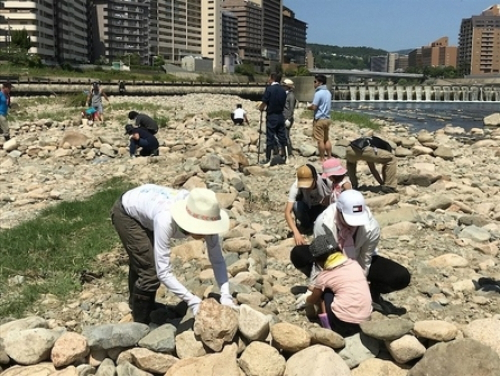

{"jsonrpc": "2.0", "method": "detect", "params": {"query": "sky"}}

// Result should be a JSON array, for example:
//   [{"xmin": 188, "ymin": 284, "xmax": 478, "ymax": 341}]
[{"xmin": 283, "ymin": 0, "xmax": 497, "ymax": 51}]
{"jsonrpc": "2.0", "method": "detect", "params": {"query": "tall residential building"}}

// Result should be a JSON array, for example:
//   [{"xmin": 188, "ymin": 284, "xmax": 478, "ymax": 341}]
[
  {"xmin": 251, "ymin": 0, "xmax": 282, "ymax": 65},
  {"xmin": 370, "ymin": 55, "xmax": 388, "ymax": 72},
  {"xmin": 221, "ymin": 10, "xmax": 239, "ymax": 61},
  {"xmin": 201, "ymin": 0, "xmax": 222, "ymax": 72},
  {"xmin": 408, "ymin": 48, "xmax": 422, "ymax": 67},
  {"xmin": 421, "ymin": 37, "xmax": 457, "ymax": 68},
  {"xmin": 396, "ymin": 55, "xmax": 409, "ymax": 72},
  {"xmin": 149, "ymin": 0, "xmax": 202, "ymax": 65},
  {"xmin": 0, "ymin": 0, "xmax": 88, "ymax": 63},
  {"xmin": 458, "ymin": 5, "xmax": 500, "ymax": 76},
  {"xmin": 282, "ymin": 6, "xmax": 307, "ymax": 65},
  {"xmin": 387, "ymin": 53, "xmax": 398, "ymax": 73},
  {"xmin": 222, "ymin": 0, "xmax": 263, "ymax": 68},
  {"xmin": 89, "ymin": 0, "xmax": 150, "ymax": 64}
]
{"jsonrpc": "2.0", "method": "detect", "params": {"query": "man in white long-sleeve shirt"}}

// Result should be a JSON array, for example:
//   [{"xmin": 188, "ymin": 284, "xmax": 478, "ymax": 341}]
[{"xmin": 110, "ymin": 184, "xmax": 236, "ymax": 323}]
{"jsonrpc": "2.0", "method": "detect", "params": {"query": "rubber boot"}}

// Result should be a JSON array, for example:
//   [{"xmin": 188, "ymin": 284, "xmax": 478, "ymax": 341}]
[
  {"xmin": 131, "ymin": 286, "xmax": 156, "ymax": 324},
  {"xmin": 260, "ymin": 146, "xmax": 272, "ymax": 165},
  {"xmin": 318, "ymin": 313, "xmax": 332, "ymax": 329}
]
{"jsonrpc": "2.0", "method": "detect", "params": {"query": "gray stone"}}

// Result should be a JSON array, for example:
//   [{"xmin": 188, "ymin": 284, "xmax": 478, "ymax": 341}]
[
  {"xmin": 360, "ymin": 319, "xmax": 413, "ymax": 341},
  {"xmin": 408, "ymin": 339, "xmax": 500, "ymax": 376},
  {"xmin": 138, "ymin": 324, "xmax": 176, "ymax": 354},
  {"xmin": 82, "ymin": 323, "xmax": 150, "ymax": 350}
]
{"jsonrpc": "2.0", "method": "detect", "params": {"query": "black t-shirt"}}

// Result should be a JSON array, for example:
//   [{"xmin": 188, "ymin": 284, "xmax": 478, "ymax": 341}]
[
  {"xmin": 131, "ymin": 128, "xmax": 159, "ymax": 148},
  {"xmin": 135, "ymin": 114, "xmax": 158, "ymax": 134},
  {"xmin": 262, "ymin": 84, "xmax": 287, "ymax": 115}
]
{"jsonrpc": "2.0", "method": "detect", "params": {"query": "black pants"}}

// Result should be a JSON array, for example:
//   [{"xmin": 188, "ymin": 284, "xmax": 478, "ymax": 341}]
[
  {"xmin": 232, "ymin": 118, "xmax": 244, "ymax": 125},
  {"xmin": 323, "ymin": 289, "xmax": 361, "ymax": 337},
  {"xmin": 290, "ymin": 246, "xmax": 411, "ymax": 297},
  {"xmin": 265, "ymin": 113, "xmax": 287, "ymax": 149}
]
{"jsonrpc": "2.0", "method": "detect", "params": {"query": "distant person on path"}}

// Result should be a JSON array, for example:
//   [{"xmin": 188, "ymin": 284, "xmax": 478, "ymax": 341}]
[
  {"xmin": 345, "ymin": 135, "xmax": 398, "ymax": 194},
  {"xmin": 0, "ymin": 82, "xmax": 12, "ymax": 141},
  {"xmin": 110, "ymin": 184, "xmax": 237, "ymax": 323},
  {"xmin": 291, "ymin": 190, "xmax": 410, "ymax": 316},
  {"xmin": 258, "ymin": 72, "xmax": 287, "ymax": 165},
  {"xmin": 285, "ymin": 164, "xmax": 332, "ymax": 245},
  {"xmin": 297, "ymin": 227, "xmax": 372, "ymax": 337},
  {"xmin": 87, "ymin": 82, "xmax": 110, "ymax": 123},
  {"xmin": 282, "ymin": 78, "xmax": 296, "ymax": 158},
  {"xmin": 119, "ymin": 80, "xmax": 126, "ymax": 94},
  {"xmin": 128, "ymin": 111, "xmax": 159, "ymax": 135},
  {"xmin": 307, "ymin": 74, "xmax": 332, "ymax": 162},
  {"xmin": 125, "ymin": 124, "xmax": 160, "ymax": 157},
  {"xmin": 321, "ymin": 158, "xmax": 352, "ymax": 204},
  {"xmin": 231, "ymin": 104, "xmax": 249, "ymax": 125}
]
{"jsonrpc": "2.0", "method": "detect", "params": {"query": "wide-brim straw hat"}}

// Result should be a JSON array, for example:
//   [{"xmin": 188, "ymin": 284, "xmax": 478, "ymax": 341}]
[{"xmin": 171, "ymin": 188, "xmax": 229, "ymax": 235}]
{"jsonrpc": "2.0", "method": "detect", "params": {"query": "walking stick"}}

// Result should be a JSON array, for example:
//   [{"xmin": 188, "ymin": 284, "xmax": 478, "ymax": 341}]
[{"xmin": 257, "ymin": 110, "xmax": 264, "ymax": 164}]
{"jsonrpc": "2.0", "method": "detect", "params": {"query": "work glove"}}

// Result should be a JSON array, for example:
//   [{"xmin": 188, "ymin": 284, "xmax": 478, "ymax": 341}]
[
  {"xmin": 285, "ymin": 119, "xmax": 291, "ymax": 128},
  {"xmin": 187, "ymin": 295, "xmax": 202, "ymax": 316},
  {"xmin": 295, "ymin": 290, "xmax": 312, "ymax": 311},
  {"xmin": 220, "ymin": 293, "xmax": 239, "ymax": 310}
]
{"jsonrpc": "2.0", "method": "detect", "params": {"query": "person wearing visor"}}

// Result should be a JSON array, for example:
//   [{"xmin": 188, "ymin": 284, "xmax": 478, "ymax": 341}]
[
  {"xmin": 285, "ymin": 164, "xmax": 331, "ymax": 245},
  {"xmin": 110, "ymin": 185, "xmax": 237, "ymax": 323},
  {"xmin": 292, "ymin": 190, "xmax": 410, "ymax": 316}
]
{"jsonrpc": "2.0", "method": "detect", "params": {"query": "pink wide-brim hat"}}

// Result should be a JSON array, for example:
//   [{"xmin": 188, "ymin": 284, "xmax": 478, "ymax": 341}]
[{"xmin": 321, "ymin": 158, "xmax": 347, "ymax": 178}]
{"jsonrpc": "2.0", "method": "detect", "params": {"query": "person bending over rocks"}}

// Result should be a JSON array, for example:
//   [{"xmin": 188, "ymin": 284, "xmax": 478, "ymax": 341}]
[
  {"xmin": 285, "ymin": 164, "xmax": 332, "ymax": 245},
  {"xmin": 128, "ymin": 111, "xmax": 159, "ymax": 135},
  {"xmin": 297, "ymin": 227, "xmax": 372, "ymax": 337},
  {"xmin": 125, "ymin": 124, "xmax": 159, "ymax": 157},
  {"xmin": 345, "ymin": 135, "xmax": 398, "ymax": 194},
  {"xmin": 231, "ymin": 104, "xmax": 249, "ymax": 125},
  {"xmin": 110, "ymin": 185, "xmax": 237, "ymax": 323},
  {"xmin": 291, "ymin": 190, "xmax": 410, "ymax": 316}
]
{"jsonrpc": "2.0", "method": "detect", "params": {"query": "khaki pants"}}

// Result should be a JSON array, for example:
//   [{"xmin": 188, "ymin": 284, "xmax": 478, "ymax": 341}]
[
  {"xmin": 0, "ymin": 115, "xmax": 9, "ymax": 137},
  {"xmin": 110, "ymin": 198, "xmax": 159, "ymax": 294},
  {"xmin": 345, "ymin": 146, "xmax": 397, "ymax": 188},
  {"xmin": 313, "ymin": 118, "xmax": 331, "ymax": 142}
]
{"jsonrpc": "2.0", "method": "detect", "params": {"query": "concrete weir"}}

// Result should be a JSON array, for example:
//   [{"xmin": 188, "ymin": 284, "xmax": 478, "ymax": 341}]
[
  {"xmin": 333, "ymin": 84, "xmax": 500, "ymax": 102},
  {"xmin": 10, "ymin": 80, "xmax": 266, "ymax": 98}
]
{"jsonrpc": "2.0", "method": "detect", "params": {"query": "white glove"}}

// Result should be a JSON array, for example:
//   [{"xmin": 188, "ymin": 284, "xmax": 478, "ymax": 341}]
[
  {"xmin": 220, "ymin": 282, "xmax": 239, "ymax": 310},
  {"xmin": 295, "ymin": 290, "xmax": 312, "ymax": 310},
  {"xmin": 187, "ymin": 295, "xmax": 202, "ymax": 315},
  {"xmin": 285, "ymin": 119, "xmax": 291, "ymax": 128}
]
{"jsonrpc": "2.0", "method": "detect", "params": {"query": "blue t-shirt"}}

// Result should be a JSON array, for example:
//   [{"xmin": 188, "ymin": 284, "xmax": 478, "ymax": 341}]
[
  {"xmin": 312, "ymin": 85, "xmax": 332, "ymax": 120},
  {"xmin": 0, "ymin": 92, "xmax": 9, "ymax": 116}
]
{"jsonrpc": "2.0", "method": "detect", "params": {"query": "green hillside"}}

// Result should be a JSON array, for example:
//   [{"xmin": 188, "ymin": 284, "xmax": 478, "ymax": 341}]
[{"xmin": 308, "ymin": 43, "xmax": 389, "ymax": 70}]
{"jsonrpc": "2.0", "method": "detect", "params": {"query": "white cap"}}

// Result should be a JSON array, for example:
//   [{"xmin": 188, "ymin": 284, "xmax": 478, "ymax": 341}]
[{"xmin": 336, "ymin": 190, "xmax": 369, "ymax": 226}]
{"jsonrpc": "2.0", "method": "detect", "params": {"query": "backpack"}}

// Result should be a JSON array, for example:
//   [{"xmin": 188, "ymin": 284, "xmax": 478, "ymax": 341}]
[{"xmin": 350, "ymin": 136, "xmax": 393, "ymax": 152}]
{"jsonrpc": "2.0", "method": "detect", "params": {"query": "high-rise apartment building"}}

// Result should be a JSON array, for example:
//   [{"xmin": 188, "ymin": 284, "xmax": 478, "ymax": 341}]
[
  {"xmin": 408, "ymin": 37, "xmax": 457, "ymax": 69},
  {"xmin": 222, "ymin": 10, "xmax": 238, "ymax": 61},
  {"xmin": 89, "ymin": 0, "xmax": 150, "ymax": 64},
  {"xmin": 0, "ymin": 0, "xmax": 88, "ymax": 63},
  {"xmin": 282, "ymin": 6, "xmax": 307, "ymax": 65},
  {"xmin": 202, "ymin": 0, "xmax": 222, "ymax": 72},
  {"xmin": 222, "ymin": 0, "xmax": 263, "ymax": 68},
  {"xmin": 458, "ymin": 5, "xmax": 500, "ymax": 76},
  {"xmin": 149, "ymin": 0, "xmax": 202, "ymax": 65},
  {"xmin": 370, "ymin": 55, "xmax": 388, "ymax": 72},
  {"xmin": 250, "ymin": 0, "xmax": 282, "ymax": 64}
]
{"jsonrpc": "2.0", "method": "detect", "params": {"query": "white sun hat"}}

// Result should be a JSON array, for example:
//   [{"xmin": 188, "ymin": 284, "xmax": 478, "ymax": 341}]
[{"xmin": 171, "ymin": 188, "xmax": 229, "ymax": 235}]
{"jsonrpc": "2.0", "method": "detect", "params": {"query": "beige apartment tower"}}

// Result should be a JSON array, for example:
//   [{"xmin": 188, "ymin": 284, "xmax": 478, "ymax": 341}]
[
  {"xmin": 458, "ymin": 5, "xmax": 500, "ymax": 75},
  {"xmin": 222, "ymin": 0, "xmax": 263, "ymax": 68},
  {"xmin": 201, "ymin": 0, "xmax": 223, "ymax": 72},
  {"xmin": 0, "ymin": 0, "xmax": 88, "ymax": 63}
]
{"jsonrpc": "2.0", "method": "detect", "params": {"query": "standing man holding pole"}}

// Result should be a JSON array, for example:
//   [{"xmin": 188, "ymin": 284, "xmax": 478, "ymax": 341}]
[{"xmin": 258, "ymin": 72, "xmax": 287, "ymax": 165}]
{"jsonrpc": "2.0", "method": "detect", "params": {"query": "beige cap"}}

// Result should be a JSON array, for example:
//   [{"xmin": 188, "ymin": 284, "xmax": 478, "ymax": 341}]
[{"xmin": 297, "ymin": 165, "xmax": 314, "ymax": 188}]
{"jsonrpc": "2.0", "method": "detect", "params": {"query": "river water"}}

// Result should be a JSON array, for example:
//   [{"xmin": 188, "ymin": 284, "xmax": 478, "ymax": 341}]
[{"xmin": 331, "ymin": 101, "xmax": 499, "ymax": 133}]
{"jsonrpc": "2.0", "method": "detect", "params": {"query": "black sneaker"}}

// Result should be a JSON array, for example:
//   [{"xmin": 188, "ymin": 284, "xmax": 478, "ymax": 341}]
[
  {"xmin": 380, "ymin": 186, "xmax": 398, "ymax": 194},
  {"xmin": 372, "ymin": 297, "xmax": 407, "ymax": 316},
  {"xmin": 259, "ymin": 159, "xmax": 270, "ymax": 165},
  {"xmin": 4, "ymin": 135, "xmax": 10, "ymax": 141},
  {"xmin": 152, "ymin": 148, "xmax": 159, "ymax": 156}
]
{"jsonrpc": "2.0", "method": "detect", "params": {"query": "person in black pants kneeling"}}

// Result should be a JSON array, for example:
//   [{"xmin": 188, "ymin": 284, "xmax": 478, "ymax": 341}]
[{"xmin": 125, "ymin": 124, "xmax": 159, "ymax": 157}]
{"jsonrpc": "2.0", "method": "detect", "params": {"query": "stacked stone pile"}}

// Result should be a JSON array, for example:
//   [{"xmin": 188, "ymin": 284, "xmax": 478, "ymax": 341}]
[{"xmin": 1, "ymin": 94, "xmax": 500, "ymax": 375}]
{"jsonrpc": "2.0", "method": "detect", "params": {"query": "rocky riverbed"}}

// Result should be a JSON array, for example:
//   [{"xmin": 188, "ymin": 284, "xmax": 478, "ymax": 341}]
[{"xmin": 0, "ymin": 93, "xmax": 500, "ymax": 375}]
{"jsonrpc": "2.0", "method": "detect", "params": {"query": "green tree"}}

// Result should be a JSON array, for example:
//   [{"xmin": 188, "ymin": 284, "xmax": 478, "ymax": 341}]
[{"xmin": 10, "ymin": 29, "xmax": 31, "ymax": 52}]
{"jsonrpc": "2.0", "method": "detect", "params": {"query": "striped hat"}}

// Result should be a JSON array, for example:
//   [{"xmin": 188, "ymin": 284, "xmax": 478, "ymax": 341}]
[{"xmin": 321, "ymin": 158, "xmax": 347, "ymax": 178}]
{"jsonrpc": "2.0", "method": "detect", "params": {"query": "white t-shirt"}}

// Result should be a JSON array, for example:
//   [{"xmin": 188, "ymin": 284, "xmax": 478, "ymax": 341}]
[
  {"xmin": 233, "ymin": 108, "xmax": 246, "ymax": 119},
  {"xmin": 121, "ymin": 184, "xmax": 228, "ymax": 302}
]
